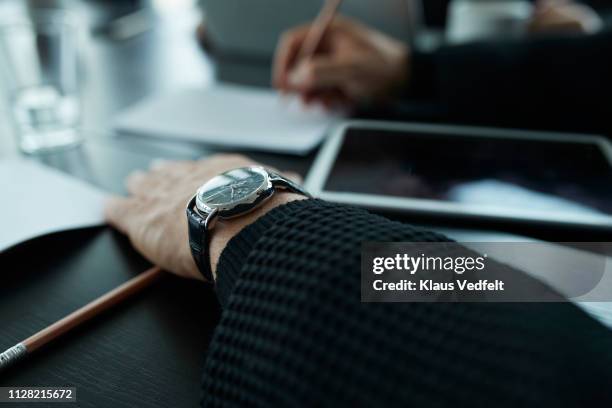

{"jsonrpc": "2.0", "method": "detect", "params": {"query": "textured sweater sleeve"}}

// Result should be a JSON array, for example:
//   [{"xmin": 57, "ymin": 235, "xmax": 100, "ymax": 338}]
[{"xmin": 203, "ymin": 199, "xmax": 612, "ymax": 407}]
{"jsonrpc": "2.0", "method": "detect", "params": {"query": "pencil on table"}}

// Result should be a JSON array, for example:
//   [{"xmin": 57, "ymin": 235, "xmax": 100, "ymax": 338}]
[{"xmin": 0, "ymin": 266, "xmax": 164, "ymax": 372}]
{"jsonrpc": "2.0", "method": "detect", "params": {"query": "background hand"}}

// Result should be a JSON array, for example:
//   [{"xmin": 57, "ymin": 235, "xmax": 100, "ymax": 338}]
[
  {"xmin": 530, "ymin": 0, "xmax": 602, "ymax": 34},
  {"xmin": 273, "ymin": 17, "xmax": 409, "ymax": 108},
  {"xmin": 104, "ymin": 154, "xmax": 304, "ymax": 282}
]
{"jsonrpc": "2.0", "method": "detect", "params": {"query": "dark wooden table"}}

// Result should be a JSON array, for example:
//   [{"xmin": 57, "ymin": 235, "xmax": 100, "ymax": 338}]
[
  {"xmin": 0, "ymin": 3, "xmax": 309, "ymax": 407},
  {"xmin": 1, "ymin": 2, "xmax": 611, "ymax": 407}
]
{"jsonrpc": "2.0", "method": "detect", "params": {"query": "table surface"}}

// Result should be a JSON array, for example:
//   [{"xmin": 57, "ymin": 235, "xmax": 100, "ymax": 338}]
[
  {"xmin": 0, "ymin": 3, "xmax": 283, "ymax": 407},
  {"xmin": 0, "ymin": 2, "xmax": 610, "ymax": 407}
]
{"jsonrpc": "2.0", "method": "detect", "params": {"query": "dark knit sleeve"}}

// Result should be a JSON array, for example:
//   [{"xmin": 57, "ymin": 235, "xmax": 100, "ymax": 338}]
[
  {"xmin": 214, "ymin": 199, "xmax": 323, "ymax": 308},
  {"xmin": 203, "ymin": 200, "xmax": 612, "ymax": 407}
]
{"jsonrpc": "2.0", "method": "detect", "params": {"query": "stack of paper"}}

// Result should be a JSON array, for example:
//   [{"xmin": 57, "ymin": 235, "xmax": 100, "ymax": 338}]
[{"xmin": 114, "ymin": 84, "xmax": 342, "ymax": 155}]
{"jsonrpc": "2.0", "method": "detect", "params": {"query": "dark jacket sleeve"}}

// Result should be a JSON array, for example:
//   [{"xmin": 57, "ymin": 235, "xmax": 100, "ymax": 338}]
[
  {"xmin": 407, "ymin": 29, "xmax": 612, "ymax": 135},
  {"xmin": 201, "ymin": 199, "xmax": 612, "ymax": 407}
]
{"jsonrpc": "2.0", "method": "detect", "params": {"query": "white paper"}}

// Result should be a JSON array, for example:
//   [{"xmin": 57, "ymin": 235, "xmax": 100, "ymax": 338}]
[
  {"xmin": 0, "ymin": 158, "xmax": 107, "ymax": 252},
  {"xmin": 113, "ymin": 84, "xmax": 342, "ymax": 155}
]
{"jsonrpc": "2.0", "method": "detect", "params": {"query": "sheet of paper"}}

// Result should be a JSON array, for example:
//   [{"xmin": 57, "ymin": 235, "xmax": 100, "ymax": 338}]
[
  {"xmin": 113, "ymin": 84, "xmax": 342, "ymax": 155},
  {"xmin": 0, "ymin": 158, "xmax": 107, "ymax": 252}
]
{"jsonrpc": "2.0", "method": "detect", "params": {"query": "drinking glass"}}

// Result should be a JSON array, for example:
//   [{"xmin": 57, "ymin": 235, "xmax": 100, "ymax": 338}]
[{"xmin": 0, "ymin": 10, "xmax": 82, "ymax": 154}]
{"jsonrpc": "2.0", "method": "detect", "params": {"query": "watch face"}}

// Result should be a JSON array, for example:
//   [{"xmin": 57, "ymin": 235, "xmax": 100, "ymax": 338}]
[{"xmin": 196, "ymin": 167, "xmax": 268, "ymax": 211}]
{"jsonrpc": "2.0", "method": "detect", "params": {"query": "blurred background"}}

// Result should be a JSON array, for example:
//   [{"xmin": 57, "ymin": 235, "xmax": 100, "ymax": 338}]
[
  {"xmin": 0, "ymin": 0, "xmax": 455, "ymax": 182},
  {"xmin": 0, "ymin": 0, "xmax": 610, "ymax": 158}
]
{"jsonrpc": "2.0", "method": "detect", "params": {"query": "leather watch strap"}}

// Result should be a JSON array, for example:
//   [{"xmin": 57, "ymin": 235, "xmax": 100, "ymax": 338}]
[
  {"xmin": 186, "ymin": 198, "xmax": 214, "ymax": 282},
  {"xmin": 269, "ymin": 171, "xmax": 312, "ymax": 198}
]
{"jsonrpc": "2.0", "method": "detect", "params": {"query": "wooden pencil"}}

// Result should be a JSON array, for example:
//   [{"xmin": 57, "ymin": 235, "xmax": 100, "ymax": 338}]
[
  {"xmin": 0, "ymin": 266, "xmax": 164, "ymax": 371},
  {"xmin": 297, "ymin": 0, "xmax": 344, "ymax": 61}
]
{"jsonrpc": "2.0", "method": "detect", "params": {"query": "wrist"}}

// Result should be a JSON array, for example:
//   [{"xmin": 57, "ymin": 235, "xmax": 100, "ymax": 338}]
[{"xmin": 209, "ymin": 193, "xmax": 307, "ymax": 280}]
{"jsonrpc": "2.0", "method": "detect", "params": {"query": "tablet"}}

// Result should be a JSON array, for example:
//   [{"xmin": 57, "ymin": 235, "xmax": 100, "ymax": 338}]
[{"xmin": 305, "ymin": 121, "xmax": 612, "ymax": 229}]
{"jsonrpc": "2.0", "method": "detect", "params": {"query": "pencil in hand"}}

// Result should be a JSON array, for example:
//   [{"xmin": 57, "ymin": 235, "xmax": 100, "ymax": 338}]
[{"xmin": 297, "ymin": 0, "xmax": 344, "ymax": 61}]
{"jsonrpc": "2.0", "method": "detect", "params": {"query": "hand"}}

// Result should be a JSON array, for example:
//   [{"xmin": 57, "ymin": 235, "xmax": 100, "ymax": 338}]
[
  {"xmin": 104, "ymin": 154, "xmax": 305, "ymax": 282},
  {"xmin": 530, "ymin": 0, "xmax": 603, "ymax": 34},
  {"xmin": 273, "ymin": 16, "xmax": 410, "ymax": 108}
]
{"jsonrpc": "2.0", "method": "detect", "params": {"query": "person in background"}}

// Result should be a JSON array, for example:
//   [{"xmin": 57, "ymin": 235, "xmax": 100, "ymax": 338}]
[{"xmin": 273, "ymin": 0, "xmax": 612, "ymax": 135}]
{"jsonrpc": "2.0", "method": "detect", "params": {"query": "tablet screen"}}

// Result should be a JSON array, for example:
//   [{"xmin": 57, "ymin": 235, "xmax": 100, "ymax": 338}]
[{"xmin": 324, "ymin": 128, "xmax": 612, "ymax": 217}]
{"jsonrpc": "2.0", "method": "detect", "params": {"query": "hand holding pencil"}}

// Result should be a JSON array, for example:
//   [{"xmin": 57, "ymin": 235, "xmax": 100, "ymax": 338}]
[{"xmin": 272, "ymin": 1, "xmax": 410, "ymax": 108}]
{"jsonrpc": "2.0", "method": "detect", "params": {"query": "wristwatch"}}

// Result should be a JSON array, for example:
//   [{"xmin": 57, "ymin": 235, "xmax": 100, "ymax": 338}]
[{"xmin": 186, "ymin": 166, "xmax": 310, "ymax": 282}]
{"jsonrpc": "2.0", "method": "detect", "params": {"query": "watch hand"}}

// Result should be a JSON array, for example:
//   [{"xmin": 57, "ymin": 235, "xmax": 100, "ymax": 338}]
[
  {"xmin": 203, "ymin": 190, "xmax": 227, "ymax": 201},
  {"xmin": 231, "ymin": 181, "xmax": 249, "ymax": 189}
]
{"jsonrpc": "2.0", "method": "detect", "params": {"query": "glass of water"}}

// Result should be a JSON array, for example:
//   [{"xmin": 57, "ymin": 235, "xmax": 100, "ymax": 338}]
[{"xmin": 0, "ymin": 10, "xmax": 82, "ymax": 154}]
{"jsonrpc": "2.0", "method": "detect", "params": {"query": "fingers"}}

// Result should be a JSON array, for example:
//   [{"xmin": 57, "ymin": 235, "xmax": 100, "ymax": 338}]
[
  {"xmin": 125, "ymin": 161, "xmax": 196, "ymax": 197},
  {"xmin": 273, "ymin": 25, "xmax": 311, "ymax": 90},
  {"xmin": 288, "ymin": 57, "xmax": 352, "ymax": 94},
  {"xmin": 121, "ymin": 154, "xmax": 299, "ymax": 205},
  {"xmin": 300, "ymin": 87, "xmax": 351, "ymax": 109},
  {"xmin": 272, "ymin": 18, "xmax": 358, "ymax": 90},
  {"xmin": 125, "ymin": 154, "xmax": 255, "ymax": 198}
]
